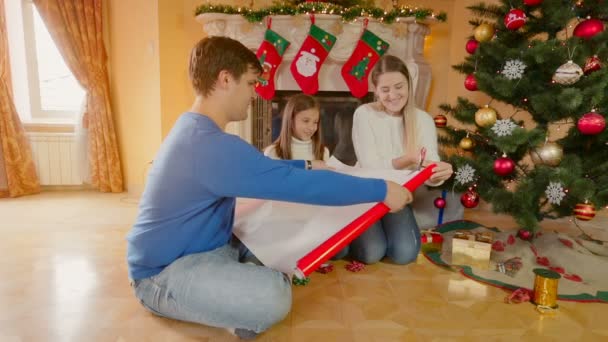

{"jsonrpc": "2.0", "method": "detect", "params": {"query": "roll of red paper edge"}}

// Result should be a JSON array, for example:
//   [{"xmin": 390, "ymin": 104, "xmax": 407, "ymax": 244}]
[{"xmin": 294, "ymin": 164, "xmax": 436, "ymax": 279}]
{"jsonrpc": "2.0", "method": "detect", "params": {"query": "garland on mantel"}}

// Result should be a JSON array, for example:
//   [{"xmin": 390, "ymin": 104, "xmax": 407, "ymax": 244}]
[{"xmin": 194, "ymin": 2, "xmax": 447, "ymax": 24}]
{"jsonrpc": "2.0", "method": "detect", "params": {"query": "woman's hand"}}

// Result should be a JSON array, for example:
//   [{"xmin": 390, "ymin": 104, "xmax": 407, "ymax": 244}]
[
  {"xmin": 422, "ymin": 160, "xmax": 453, "ymax": 183},
  {"xmin": 311, "ymin": 160, "xmax": 335, "ymax": 170},
  {"xmin": 392, "ymin": 154, "xmax": 419, "ymax": 170}
]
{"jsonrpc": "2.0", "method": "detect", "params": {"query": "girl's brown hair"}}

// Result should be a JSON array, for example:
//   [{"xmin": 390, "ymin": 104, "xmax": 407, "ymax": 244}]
[
  {"xmin": 370, "ymin": 55, "xmax": 419, "ymax": 158},
  {"xmin": 273, "ymin": 94, "xmax": 325, "ymax": 160}
]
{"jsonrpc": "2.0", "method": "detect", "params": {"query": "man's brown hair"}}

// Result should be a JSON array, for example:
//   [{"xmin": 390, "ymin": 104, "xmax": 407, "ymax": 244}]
[{"xmin": 189, "ymin": 36, "xmax": 262, "ymax": 96}]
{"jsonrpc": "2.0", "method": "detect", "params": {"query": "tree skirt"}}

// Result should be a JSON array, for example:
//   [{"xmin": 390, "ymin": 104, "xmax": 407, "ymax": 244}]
[{"xmin": 424, "ymin": 220, "xmax": 608, "ymax": 303}]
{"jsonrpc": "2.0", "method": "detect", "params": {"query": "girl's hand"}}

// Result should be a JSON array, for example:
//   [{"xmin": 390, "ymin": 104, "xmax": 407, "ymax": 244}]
[
  {"xmin": 422, "ymin": 160, "xmax": 453, "ymax": 183},
  {"xmin": 311, "ymin": 160, "xmax": 335, "ymax": 170}
]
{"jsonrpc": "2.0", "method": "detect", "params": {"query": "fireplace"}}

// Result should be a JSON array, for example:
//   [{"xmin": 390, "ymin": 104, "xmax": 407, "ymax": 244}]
[
  {"xmin": 197, "ymin": 13, "xmax": 436, "ymax": 149},
  {"xmin": 251, "ymin": 91, "xmax": 373, "ymax": 164}
]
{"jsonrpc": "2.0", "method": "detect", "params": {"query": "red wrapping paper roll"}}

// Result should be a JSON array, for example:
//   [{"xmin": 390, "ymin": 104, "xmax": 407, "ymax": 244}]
[{"xmin": 294, "ymin": 164, "xmax": 437, "ymax": 278}]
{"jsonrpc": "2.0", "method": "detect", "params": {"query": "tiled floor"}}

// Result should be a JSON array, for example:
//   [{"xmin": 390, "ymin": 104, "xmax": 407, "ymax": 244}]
[{"xmin": 1, "ymin": 191, "xmax": 607, "ymax": 341}]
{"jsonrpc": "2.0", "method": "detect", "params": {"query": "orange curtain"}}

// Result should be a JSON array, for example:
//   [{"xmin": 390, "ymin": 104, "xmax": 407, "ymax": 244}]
[
  {"xmin": 34, "ymin": 0, "xmax": 123, "ymax": 192},
  {"xmin": 0, "ymin": 0, "xmax": 40, "ymax": 198}
]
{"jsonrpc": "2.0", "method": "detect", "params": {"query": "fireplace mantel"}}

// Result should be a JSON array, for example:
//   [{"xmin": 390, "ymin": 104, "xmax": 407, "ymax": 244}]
[{"xmin": 195, "ymin": 13, "xmax": 437, "ymax": 144}]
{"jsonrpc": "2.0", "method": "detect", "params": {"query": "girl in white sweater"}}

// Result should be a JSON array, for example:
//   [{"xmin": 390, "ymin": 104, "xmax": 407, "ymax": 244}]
[
  {"xmin": 264, "ymin": 94, "xmax": 330, "ymax": 163},
  {"xmin": 347, "ymin": 55, "xmax": 453, "ymax": 265}
]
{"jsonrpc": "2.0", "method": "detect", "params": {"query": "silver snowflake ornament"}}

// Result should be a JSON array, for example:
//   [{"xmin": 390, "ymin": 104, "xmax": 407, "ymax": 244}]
[
  {"xmin": 491, "ymin": 119, "xmax": 518, "ymax": 137},
  {"xmin": 545, "ymin": 182, "xmax": 566, "ymax": 205},
  {"xmin": 455, "ymin": 164, "xmax": 476, "ymax": 185},
  {"xmin": 502, "ymin": 59, "xmax": 526, "ymax": 80}
]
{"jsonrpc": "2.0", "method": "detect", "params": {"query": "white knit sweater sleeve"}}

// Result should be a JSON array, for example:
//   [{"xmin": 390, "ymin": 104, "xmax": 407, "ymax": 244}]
[
  {"xmin": 263, "ymin": 144, "xmax": 279, "ymax": 159},
  {"xmin": 416, "ymin": 109, "xmax": 441, "ymax": 162},
  {"xmin": 351, "ymin": 105, "xmax": 395, "ymax": 169}
]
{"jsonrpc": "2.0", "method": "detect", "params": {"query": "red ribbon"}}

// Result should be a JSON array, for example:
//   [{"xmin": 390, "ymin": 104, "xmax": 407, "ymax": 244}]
[{"xmin": 295, "ymin": 165, "xmax": 436, "ymax": 278}]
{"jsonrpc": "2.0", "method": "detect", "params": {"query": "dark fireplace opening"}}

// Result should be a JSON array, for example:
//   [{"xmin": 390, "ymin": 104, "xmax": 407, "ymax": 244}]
[{"xmin": 252, "ymin": 91, "xmax": 374, "ymax": 166}]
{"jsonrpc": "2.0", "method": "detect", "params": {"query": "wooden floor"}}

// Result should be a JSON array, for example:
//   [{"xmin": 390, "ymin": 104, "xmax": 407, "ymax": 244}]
[{"xmin": 1, "ymin": 191, "xmax": 607, "ymax": 341}]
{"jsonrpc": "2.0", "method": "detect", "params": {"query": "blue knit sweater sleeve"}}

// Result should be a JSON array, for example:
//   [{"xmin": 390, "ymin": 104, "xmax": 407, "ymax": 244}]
[{"xmin": 196, "ymin": 132, "xmax": 387, "ymax": 205}]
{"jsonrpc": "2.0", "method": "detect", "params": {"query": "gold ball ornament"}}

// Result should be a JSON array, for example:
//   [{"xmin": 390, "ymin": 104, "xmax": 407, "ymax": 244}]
[
  {"xmin": 574, "ymin": 202, "xmax": 596, "ymax": 221},
  {"xmin": 530, "ymin": 142, "xmax": 563, "ymax": 166},
  {"xmin": 553, "ymin": 60, "xmax": 584, "ymax": 85},
  {"xmin": 474, "ymin": 23, "xmax": 495, "ymax": 42},
  {"xmin": 475, "ymin": 105, "xmax": 498, "ymax": 127},
  {"xmin": 459, "ymin": 136, "xmax": 475, "ymax": 150}
]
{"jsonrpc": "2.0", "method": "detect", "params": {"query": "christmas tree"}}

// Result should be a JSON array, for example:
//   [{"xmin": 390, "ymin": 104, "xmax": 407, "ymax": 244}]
[{"xmin": 437, "ymin": 0, "xmax": 607, "ymax": 235}]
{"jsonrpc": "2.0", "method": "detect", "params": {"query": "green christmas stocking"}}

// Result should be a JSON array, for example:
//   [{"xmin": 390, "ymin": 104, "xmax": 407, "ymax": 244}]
[
  {"xmin": 290, "ymin": 22, "xmax": 336, "ymax": 95},
  {"xmin": 341, "ymin": 29, "xmax": 390, "ymax": 98},
  {"xmin": 255, "ymin": 28, "xmax": 290, "ymax": 100}
]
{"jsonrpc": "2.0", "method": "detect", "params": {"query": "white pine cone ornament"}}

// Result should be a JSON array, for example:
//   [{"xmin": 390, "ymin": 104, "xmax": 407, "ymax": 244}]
[{"xmin": 552, "ymin": 60, "xmax": 583, "ymax": 85}]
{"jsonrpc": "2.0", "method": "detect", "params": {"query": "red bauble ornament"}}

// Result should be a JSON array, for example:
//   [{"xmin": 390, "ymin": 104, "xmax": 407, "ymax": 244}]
[
  {"xmin": 434, "ymin": 114, "xmax": 447, "ymax": 128},
  {"xmin": 465, "ymin": 39, "xmax": 479, "ymax": 54},
  {"xmin": 573, "ymin": 18, "xmax": 605, "ymax": 39},
  {"xmin": 517, "ymin": 229, "xmax": 532, "ymax": 241},
  {"xmin": 464, "ymin": 74, "xmax": 478, "ymax": 91},
  {"xmin": 504, "ymin": 9, "xmax": 527, "ymax": 30},
  {"xmin": 524, "ymin": 0, "xmax": 542, "ymax": 5},
  {"xmin": 574, "ymin": 202, "xmax": 596, "ymax": 221},
  {"xmin": 460, "ymin": 188, "xmax": 480, "ymax": 208},
  {"xmin": 434, "ymin": 197, "xmax": 447, "ymax": 209},
  {"xmin": 494, "ymin": 154, "xmax": 515, "ymax": 177},
  {"xmin": 583, "ymin": 55, "xmax": 602, "ymax": 74},
  {"xmin": 577, "ymin": 110, "xmax": 606, "ymax": 135}
]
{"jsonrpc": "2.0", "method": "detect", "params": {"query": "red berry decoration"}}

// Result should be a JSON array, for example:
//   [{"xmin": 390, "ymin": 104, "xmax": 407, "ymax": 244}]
[
  {"xmin": 523, "ymin": 0, "xmax": 543, "ymax": 5},
  {"xmin": 494, "ymin": 154, "xmax": 515, "ymax": 177},
  {"xmin": 464, "ymin": 74, "xmax": 478, "ymax": 91},
  {"xmin": 517, "ymin": 229, "xmax": 532, "ymax": 241},
  {"xmin": 465, "ymin": 39, "xmax": 479, "ymax": 54},
  {"xmin": 583, "ymin": 55, "xmax": 601, "ymax": 74},
  {"xmin": 504, "ymin": 9, "xmax": 527, "ymax": 30},
  {"xmin": 574, "ymin": 202, "xmax": 596, "ymax": 221},
  {"xmin": 577, "ymin": 110, "xmax": 606, "ymax": 135},
  {"xmin": 434, "ymin": 197, "xmax": 446, "ymax": 209},
  {"xmin": 460, "ymin": 188, "xmax": 480, "ymax": 208},
  {"xmin": 573, "ymin": 18, "xmax": 605, "ymax": 39},
  {"xmin": 434, "ymin": 114, "xmax": 447, "ymax": 128}
]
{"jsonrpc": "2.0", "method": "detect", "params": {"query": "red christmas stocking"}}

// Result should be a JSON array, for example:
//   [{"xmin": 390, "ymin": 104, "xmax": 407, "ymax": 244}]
[
  {"xmin": 341, "ymin": 28, "xmax": 390, "ymax": 98},
  {"xmin": 255, "ymin": 28, "xmax": 290, "ymax": 100},
  {"xmin": 290, "ymin": 21, "xmax": 336, "ymax": 95}
]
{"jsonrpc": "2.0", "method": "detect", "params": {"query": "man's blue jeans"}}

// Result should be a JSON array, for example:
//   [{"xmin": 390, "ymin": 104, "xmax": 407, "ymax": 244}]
[{"xmin": 131, "ymin": 241, "xmax": 291, "ymax": 334}]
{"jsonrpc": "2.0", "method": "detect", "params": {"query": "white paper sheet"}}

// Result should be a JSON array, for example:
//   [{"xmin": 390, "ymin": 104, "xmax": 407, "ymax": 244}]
[{"xmin": 233, "ymin": 157, "xmax": 416, "ymax": 275}]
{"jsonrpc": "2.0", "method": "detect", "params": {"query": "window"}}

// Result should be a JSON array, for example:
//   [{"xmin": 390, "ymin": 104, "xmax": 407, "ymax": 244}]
[{"xmin": 6, "ymin": 0, "xmax": 85, "ymax": 123}]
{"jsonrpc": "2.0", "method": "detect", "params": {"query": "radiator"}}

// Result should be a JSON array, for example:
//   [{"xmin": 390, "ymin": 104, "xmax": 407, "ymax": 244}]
[{"xmin": 27, "ymin": 132, "xmax": 83, "ymax": 186}]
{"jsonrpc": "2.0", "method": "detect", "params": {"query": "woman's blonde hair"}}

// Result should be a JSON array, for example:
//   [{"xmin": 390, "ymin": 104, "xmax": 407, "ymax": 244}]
[
  {"xmin": 273, "ymin": 94, "xmax": 325, "ymax": 160},
  {"xmin": 370, "ymin": 55, "xmax": 418, "ymax": 157}
]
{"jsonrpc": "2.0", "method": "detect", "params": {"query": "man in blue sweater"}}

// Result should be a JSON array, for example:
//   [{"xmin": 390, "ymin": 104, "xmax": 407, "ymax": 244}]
[{"xmin": 126, "ymin": 36, "xmax": 413, "ymax": 339}]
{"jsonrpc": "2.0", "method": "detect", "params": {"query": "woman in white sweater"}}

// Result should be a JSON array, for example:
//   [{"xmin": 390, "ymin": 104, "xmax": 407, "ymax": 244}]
[
  {"xmin": 264, "ymin": 94, "xmax": 330, "ymax": 163},
  {"xmin": 347, "ymin": 55, "xmax": 453, "ymax": 265}
]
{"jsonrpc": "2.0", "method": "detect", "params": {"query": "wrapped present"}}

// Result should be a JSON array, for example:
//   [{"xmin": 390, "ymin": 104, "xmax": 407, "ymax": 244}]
[
  {"xmin": 451, "ymin": 230, "xmax": 493, "ymax": 269},
  {"xmin": 420, "ymin": 230, "xmax": 444, "ymax": 254}
]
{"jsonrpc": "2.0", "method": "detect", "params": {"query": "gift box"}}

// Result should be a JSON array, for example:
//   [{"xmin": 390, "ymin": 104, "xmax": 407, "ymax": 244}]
[
  {"xmin": 420, "ymin": 231, "xmax": 444, "ymax": 254},
  {"xmin": 451, "ymin": 230, "xmax": 493, "ymax": 269}
]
